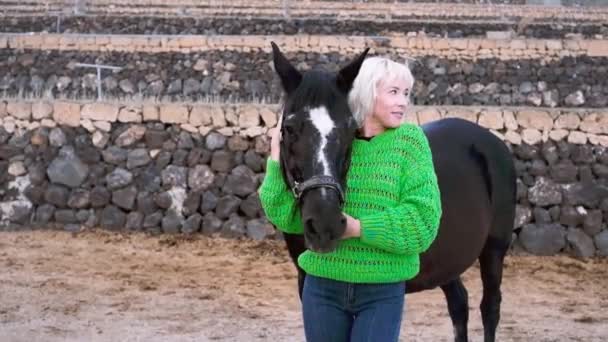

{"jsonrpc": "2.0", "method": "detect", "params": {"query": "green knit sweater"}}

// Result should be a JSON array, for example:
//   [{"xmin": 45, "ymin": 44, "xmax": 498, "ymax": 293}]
[{"xmin": 258, "ymin": 123, "xmax": 442, "ymax": 284}]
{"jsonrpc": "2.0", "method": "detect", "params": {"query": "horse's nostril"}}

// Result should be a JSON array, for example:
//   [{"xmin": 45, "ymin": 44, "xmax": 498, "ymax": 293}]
[
  {"xmin": 305, "ymin": 218, "xmax": 318, "ymax": 236},
  {"xmin": 340, "ymin": 216, "xmax": 346, "ymax": 226}
]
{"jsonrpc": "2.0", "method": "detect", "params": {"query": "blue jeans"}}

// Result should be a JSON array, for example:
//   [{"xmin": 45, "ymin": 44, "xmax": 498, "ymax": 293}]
[{"xmin": 302, "ymin": 274, "xmax": 406, "ymax": 342}]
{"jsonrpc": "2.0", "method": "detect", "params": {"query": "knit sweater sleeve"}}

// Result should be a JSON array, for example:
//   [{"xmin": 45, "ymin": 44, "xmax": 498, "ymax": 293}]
[
  {"xmin": 258, "ymin": 158, "xmax": 304, "ymax": 234},
  {"xmin": 358, "ymin": 126, "xmax": 442, "ymax": 255}
]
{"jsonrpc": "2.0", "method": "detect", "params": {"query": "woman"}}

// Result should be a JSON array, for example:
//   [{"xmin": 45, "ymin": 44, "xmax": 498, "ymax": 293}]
[{"xmin": 258, "ymin": 56, "xmax": 442, "ymax": 342}]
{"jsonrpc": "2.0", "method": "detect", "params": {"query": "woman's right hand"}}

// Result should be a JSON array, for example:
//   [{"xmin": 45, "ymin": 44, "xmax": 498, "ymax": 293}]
[{"xmin": 270, "ymin": 114, "xmax": 283, "ymax": 161}]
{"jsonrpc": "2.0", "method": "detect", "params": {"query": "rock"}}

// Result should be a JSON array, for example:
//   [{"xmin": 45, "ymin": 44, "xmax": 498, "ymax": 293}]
[
  {"xmin": 115, "ymin": 125, "xmax": 146, "ymax": 147},
  {"xmin": 100, "ymin": 205, "xmax": 126, "ymax": 230},
  {"xmin": 92, "ymin": 131, "xmax": 110, "ymax": 148},
  {"xmin": 8, "ymin": 161, "xmax": 26, "ymax": 176},
  {"xmin": 6, "ymin": 101, "xmax": 31, "ymax": 120},
  {"xmin": 550, "ymin": 162, "xmax": 578, "ymax": 183},
  {"xmin": 32, "ymin": 101, "xmax": 53, "ymax": 120},
  {"xmin": 216, "ymin": 195, "xmax": 241, "ymax": 219},
  {"xmin": 563, "ymin": 182, "xmax": 608, "ymax": 207},
  {"xmin": 81, "ymin": 103, "xmax": 119, "ymax": 122},
  {"xmin": 211, "ymin": 150, "xmax": 234, "ymax": 172},
  {"xmin": 244, "ymin": 150, "xmax": 264, "ymax": 172},
  {"xmin": 34, "ymin": 204, "xmax": 55, "ymax": 224},
  {"xmin": 205, "ymin": 132, "xmax": 227, "ymax": 150},
  {"xmin": 154, "ymin": 192, "xmax": 173, "ymax": 209},
  {"xmin": 137, "ymin": 192, "xmax": 158, "ymax": 215},
  {"xmin": 238, "ymin": 107, "xmax": 260, "ymax": 128},
  {"xmin": 241, "ymin": 193, "xmax": 262, "ymax": 219},
  {"xmin": 135, "ymin": 166, "xmax": 161, "ymax": 193},
  {"xmin": 519, "ymin": 223, "xmax": 567, "ymax": 255},
  {"xmin": 161, "ymin": 211, "xmax": 182, "ymax": 234},
  {"xmin": 200, "ymin": 191, "xmax": 218, "ymax": 213},
  {"xmin": 46, "ymin": 147, "xmax": 89, "ymax": 188},
  {"xmin": 542, "ymin": 90, "xmax": 559, "ymax": 107},
  {"xmin": 514, "ymin": 205, "xmax": 532, "ymax": 228},
  {"xmin": 145, "ymin": 130, "xmax": 169, "ymax": 148},
  {"xmin": 167, "ymin": 79, "xmax": 182, "ymax": 95},
  {"xmin": 105, "ymin": 168, "xmax": 133, "ymax": 190},
  {"xmin": 4, "ymin": 203, "xmax": 32, "ymax": 225},
  {"xmin": 566, "ymin": 228, "xmax": 596, "ymax": 258},
  {"xmin": 183, "ymin": 78, "xmax": 201, "ymax": 96},
  {"xmin": 44, "ymin": 184, "xmax": 69, "ymax": 207},
  {"xmin": 189, "ymin": 105, "xmax": 213, "ymax": 127},
  {"xmin": 142, "ymin": 104, "xmax": 159, "ymax": 122},
  {"xmin": 246, "ymin": 218, "xmax": 275, "ymax": 240},
  {"xmin": 119, "ymin": 79, "xmax": 135, "ymax": 93},
  {"xmin": 177, "ymin": 132, "xmax": 194, "ymax": 150},
  {"xmin": 143, "ymin": 212, "xmax": 163, "ymax": 229},
  {"xmin": 90, "ymin": 186, "xmax": 111, "ymax": 207},
  {"xmin": 126, "ymin": 149, "xmax": 151, "ymax": 169},
  {"xmin": 201, "ymin": 212, "xmax": 223, "ymax": 235},
  {"xmin": 221, "ymin": 214, "xmax": 246, "ymax": 238},
  {"xmin": 24, "ymin": 186, "xmax": 45, "ymax": 205},
  {"xmin": 528, "ymin": 177, "xmax": 562, "ymax": 207},
  {"xmin": 182, "ymin": 214, "xmax": 202, "ymax": 234},
  {"xmin": 594, "ymin": 230, "xmax": 608, "ymax": 257},
  {"xmin": 28, "ymin": 163, "xmax": 46, "ymax": 185},
  {"xmin": 118, "ymin": 106, "xmax": 142, "ymax": 123},
  {"xmin": 75, "ymin": 209, "xmax": 92, "ymax": 224},
  {"xmin": 529, "ymin": 160, "xmax": 547, "ymax": 177},
  {"xmin": 565, "ymin": 90, "xmax": 585, "ymax": 106},
  {"xmin": 67, "ymin": 189, "xmax": 90, "ymax": 209},
  {"xmin": 172, "ymin": 149, "xmax": 188, "ymax": 166},
  {"xmin": 49, "ymin": 127, "xmax": 67, "ymax": 147},
  {"xmin": 125, "ymin": 212, "xmax": 144, "ymax": 231},
  {"xmin": 161, "ymin": 165, "xmax": 188, "ymax": 187},
  {"xmin": 54, "ymin": 209, "xmax": 78, "ymax": 224},
  {"xmin": 112, "ymin": 186, "xmax": 137, "ymax": 210},
  {"xmin": 560, "ymin": 206, "xmax": 585, "ymax": 227},
  {"xmin": 102, "ymin": 146, "xmax": 128, "ymax": 164},
  {"xmin": 160, "ymin": 104, "xmax": 189, "ymax": 124},
  {"xmin": 30, "ymin": 128, "xmax": 49, "ymax": 146},
  {"xmin": 533, "ymin": 207, "xmax": 552, "ymax": 224},
  {"xmin": 188, "ymin": 165, "xmax": 215, "ymax": 192},
  {"xmin": 583, "ymin": 209, "xmax": 603, "ymax": 236},
  {"xmin": 222, "ymin": 166, "xmax": 257, "ymax": 198}
]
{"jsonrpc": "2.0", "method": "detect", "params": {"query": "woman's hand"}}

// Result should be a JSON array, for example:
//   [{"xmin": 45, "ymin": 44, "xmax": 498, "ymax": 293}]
[
  {"xmin": 270, "ymin": 114, "xmax": 282, "ymax": 161},
  {"xmin": 342, "ymin": 212, "xmax": 361, "ymax": 239}
]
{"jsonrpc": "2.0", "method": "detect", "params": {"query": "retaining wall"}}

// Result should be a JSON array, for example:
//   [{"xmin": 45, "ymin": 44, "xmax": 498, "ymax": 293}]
[{"xmin": 1, "ymin": 99, "xmax": 607, "ymax": 257}]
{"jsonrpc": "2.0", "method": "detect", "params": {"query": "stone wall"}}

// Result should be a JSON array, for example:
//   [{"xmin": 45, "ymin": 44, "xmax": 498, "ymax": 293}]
[
  {"xmin": 3, "ymin": 33, "xmax": 608, "ymax": 60},
  {"xmin": 1, "ymin": 99, "xmax": 607, "ymax": 257},
  {"xmin": 3, "ymin": 0, "xmax": 607, "ymax": 21},
  {"xmin": 4, "ymin": 16, "xmax": 606, "ymax": 39},
  {"xmin": 2, "ymin": 49, "xmax": 607, "ymax": 107}
]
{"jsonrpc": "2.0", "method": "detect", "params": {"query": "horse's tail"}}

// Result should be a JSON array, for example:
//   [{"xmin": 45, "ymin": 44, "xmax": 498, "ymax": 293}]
[{"xmin": 471, "ymin": 130, "xmax": 517, "ymax": 248}]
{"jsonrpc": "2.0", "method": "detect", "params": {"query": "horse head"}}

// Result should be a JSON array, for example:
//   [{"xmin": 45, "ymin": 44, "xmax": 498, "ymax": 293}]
[{"xmin": 270, "ymin": 42, "xmax": 369, "ymax": 253}]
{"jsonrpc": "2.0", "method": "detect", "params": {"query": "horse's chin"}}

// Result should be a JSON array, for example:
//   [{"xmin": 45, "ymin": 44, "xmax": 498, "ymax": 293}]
[{"xmin": 305, "ymin": 239, "xmax": 339, "ymax": 254}]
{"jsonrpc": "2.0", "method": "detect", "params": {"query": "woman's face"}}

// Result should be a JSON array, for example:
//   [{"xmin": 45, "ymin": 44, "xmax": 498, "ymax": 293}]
[{"xmin": 370, "ymin": 76, "xmax": 410, "ymax": 130}]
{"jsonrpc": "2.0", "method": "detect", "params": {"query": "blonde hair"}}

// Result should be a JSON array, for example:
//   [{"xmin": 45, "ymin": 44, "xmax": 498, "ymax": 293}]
[{"xmin": 347, "ymin": 56, "xmax": 415, "ymax": 128}]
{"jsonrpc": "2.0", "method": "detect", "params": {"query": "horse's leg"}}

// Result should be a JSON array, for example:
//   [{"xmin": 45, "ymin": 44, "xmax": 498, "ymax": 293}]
[
  {"xmin": 440, "ymin": 277, "xmax": 469, "ymax": 342},
  {"xmin": 478, "ymin": 237, "xmax": 509, "ymax": 342},
  {"xmin": 282, "ymin": 232, "xmax": 307, "ymax": 300}
]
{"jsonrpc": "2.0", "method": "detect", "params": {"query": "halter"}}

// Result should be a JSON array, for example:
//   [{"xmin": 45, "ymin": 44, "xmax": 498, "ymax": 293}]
[{"xmin": 279, "ymin": 128, "xmax": 346, "ymax": 207}]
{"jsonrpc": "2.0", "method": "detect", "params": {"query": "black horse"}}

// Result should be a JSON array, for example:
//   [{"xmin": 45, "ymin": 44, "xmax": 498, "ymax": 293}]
[{"xmin": 269, "ymin": 42, "xmax": 517, "ymax": 342}]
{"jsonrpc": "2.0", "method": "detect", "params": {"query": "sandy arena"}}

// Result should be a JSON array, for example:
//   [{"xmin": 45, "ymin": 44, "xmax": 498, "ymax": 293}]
[{"xmin": 0, "ymin": 230, "xmax": 607, "ymax": 342}]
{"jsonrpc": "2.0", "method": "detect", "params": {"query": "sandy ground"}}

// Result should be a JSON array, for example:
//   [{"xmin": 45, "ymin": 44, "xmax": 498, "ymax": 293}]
[{"xmin": 0, "ymin": 229, "xmax": 607, "ymax": 342}]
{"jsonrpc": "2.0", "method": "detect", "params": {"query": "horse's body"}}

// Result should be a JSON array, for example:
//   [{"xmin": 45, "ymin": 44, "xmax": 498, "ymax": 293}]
[{"xmin": 269, "ymin": 42, "xmax": 517, "ymax": 342}]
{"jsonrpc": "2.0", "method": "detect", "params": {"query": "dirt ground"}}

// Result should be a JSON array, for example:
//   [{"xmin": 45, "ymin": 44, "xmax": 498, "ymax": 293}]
[{"xmin": 0, "ymin": 230, "xmax": 607, "ymax": 342}]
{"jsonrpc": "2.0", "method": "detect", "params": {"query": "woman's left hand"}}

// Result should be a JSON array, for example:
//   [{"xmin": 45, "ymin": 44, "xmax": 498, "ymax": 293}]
[{"xmin": 341, "ymin": 213, "xmax": 361, "ymax": 239}]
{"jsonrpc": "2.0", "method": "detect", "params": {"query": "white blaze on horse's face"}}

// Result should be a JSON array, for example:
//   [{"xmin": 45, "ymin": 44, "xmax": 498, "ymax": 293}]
[{"xmin": 307, "ymin": 106, "xmax": 336, "ymax": 183}]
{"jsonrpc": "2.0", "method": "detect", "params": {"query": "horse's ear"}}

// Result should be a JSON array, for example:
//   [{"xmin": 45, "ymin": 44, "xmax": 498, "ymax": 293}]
[
  {"xmin": 271, "ymin": 41, "xmax": 302, "ymax": 95},
  {"xmin": 336, "ymin": 47, "xmax": 370, "ymax": 95}
]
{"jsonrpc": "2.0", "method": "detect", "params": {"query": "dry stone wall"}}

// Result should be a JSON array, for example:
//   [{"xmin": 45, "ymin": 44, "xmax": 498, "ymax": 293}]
[
  {"xmin": 1, "ymin": 99, "xmax": 608, "ymax": 257},
  {"xmin": 3, "ymin": 33, "xmax": 608, "ymax": 61}
]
